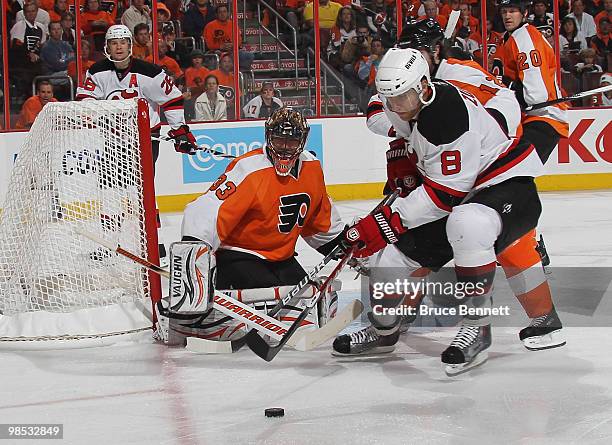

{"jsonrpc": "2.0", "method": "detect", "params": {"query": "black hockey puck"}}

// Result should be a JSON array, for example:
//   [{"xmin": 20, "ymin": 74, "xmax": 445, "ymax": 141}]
[{"xmin": 264, "ymin": 408, "xmax": 285, "ymax": 418}]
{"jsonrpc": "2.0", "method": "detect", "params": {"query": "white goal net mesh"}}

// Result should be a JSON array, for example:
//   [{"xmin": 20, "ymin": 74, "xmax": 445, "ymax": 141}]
[{"xmin": 0, "ymin": 100, "xmax": 154, "ymax": 345}]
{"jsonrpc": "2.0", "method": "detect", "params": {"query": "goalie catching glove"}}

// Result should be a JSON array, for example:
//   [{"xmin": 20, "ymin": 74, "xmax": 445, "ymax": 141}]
[
  {"xmin": 342, "ymin": 206, "xmax": 407, "ymax": 258},
  {"xmin": 385, "ymin": 138, "xmax": 421, "ymax": 198},
  {"xmin": 168, "ymin": 125, "xmax": 199, "ymax": 155}
]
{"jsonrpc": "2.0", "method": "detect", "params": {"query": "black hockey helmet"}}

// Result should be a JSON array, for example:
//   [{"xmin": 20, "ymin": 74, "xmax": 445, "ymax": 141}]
[
  {"xmin": 498, "ymin": 0, "xmax": 532, "ymax": 13},
  {"xmin": 265, "ymin": 108, "xmax": 310, "ymax": 176},
  {"xmin": 397, "ymin": 18, "xmax": 445, "ymax": 53}
]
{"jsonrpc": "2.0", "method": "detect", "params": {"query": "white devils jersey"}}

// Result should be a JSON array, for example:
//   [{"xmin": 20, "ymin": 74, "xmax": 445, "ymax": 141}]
[
  {"xmin": 76, "ymin": 58, "xmax": 185, "ymax": 130},
  {"xmin": 367, "ymin": 58, "xmax": 522, "ymax": 139},
  {"xmin": 390, "ymin": 81, "xmax": 544, "ymax": 230}
]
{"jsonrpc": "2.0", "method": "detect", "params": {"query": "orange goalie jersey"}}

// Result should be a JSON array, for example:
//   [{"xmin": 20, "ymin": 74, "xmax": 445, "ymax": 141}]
[
  {"xmin": 182, "ymin": 149, "xmax": 345, "ymax": 261},
  {"xmin": 500, "ymin": 23, "xmax": 568, "ymax": 137}
]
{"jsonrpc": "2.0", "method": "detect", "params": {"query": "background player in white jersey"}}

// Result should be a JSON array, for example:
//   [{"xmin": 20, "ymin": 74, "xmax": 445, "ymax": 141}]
[
  {"xmin": 173, "ymin": 108, "xmax": 346, "ymax": 341},
  {"xmin": 336, "ymin": 48, "xmax": 546, "ymax": 374},
  {"xmin": 75, "ymin": 24, "xmax": 199, "ymax": 264},
  {"xmin": 357, "ymin": 21, "xmax": 565, "ymax": 354}
]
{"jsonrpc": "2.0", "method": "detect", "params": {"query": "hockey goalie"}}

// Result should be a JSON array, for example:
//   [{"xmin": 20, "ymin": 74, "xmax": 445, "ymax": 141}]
[{"xmin": 160, "ymin": 108, "xmax": 348, "ymax": 344}]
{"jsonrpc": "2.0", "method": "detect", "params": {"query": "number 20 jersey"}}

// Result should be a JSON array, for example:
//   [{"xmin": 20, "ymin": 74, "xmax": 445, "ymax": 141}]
[
  {"xmin": 75, "ymin": 58, "xmax": 186, "ymax": 130},
  {"xmin": 182, "ymin": 149, "xmax": 345, "ymax": 261},
  {"xmin": 391, "ymin": 81, "xmax": 544, "ymax": 230}
]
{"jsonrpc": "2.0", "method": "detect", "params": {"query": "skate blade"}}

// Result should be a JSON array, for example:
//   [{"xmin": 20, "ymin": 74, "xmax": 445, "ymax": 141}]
[
  {"xmin": 444, "ymin": 351, "xmax": 488, "ymax": 376},
  {"xmin": 523, "ymin": 330, "xmax": 566, "ymax": 351},
  {"xmin": 331, "ymin": 345, "xmax": 396, "ymax": 358}
]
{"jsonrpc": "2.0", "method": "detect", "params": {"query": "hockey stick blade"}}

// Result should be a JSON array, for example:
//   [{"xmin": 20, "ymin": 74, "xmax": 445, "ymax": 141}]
[{"xmin": 524, "ymin": 84, "xmax": 612, "ymax": 111}]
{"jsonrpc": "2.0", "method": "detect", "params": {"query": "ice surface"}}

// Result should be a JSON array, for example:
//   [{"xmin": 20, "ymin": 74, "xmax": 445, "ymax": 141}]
[{"xmin": 2, "ymin": 191, "xmax": 612, "ymax": 445}]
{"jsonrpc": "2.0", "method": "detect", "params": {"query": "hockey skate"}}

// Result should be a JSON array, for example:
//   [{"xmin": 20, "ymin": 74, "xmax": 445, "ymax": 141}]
[
  {"xmin": 332, "ymin": 325, "xmax": 399, "ymax": 357},
  {"xmin": 519, "ymin": 306, "xmax": 565, "ymax": 350},
  {"xmin": 441, "ymin": 324, "xmax": 491, "ymax": 376}
]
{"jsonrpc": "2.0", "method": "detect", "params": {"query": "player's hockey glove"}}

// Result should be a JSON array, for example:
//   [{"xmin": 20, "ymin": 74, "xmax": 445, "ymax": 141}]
[
  {"xmin": 168, "ymin": 125, "xmax": 198, "ymax": 155},
  {"xmin": 385, "ymin": 138, "xmax": 421, "ymax": 198},
  {"xmin": 343, "ymin": 206, "xmax": 407, "ymax": 258}
]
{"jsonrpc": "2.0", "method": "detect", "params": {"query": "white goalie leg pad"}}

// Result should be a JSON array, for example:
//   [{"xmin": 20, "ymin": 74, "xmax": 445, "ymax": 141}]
[{"xmin": 168, "ymin": 241, "xmax": 214, "ymax": 314}]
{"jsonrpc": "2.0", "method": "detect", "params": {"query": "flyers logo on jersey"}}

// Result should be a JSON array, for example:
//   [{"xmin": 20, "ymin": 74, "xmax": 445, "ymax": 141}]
[{"xmin": 278, "ymin": 193, "xmax": 310, "ymax": 233}]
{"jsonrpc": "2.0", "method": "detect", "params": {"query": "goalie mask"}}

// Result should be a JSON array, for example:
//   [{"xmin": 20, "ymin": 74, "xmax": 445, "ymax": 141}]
[
  {"xmin": 265, "ymin": 108, "xmax": 310, "ymax": 176},
  {"xmin": 104, "ymin": 24, "xmax": 133, "ymax": 64}
]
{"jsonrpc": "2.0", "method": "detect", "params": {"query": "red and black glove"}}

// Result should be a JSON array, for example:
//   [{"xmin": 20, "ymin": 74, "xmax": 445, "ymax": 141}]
[
  {"xmin": 343, "ymin": 206, "xmax": 407, "ymax": 258},
  {"xmin": 385, "ymin": 138, "xmax": 421, "ymax": 198},
  {"xmin": 168, "ymin": 125, "xmax": 198, "ymax": 155}
]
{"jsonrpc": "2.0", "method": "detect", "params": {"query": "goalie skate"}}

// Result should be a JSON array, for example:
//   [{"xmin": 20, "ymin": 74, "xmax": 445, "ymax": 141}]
[
  {"xmin": 332, "ymin": 325, "xmax": 399, "ymax": 357},
  {"xmin": 519, "ymin": 306, "xmax": 565, "ymax": 351},
  {"xmin": 442, "ymin": 324, "xmax": 491, "ymax": 376}
]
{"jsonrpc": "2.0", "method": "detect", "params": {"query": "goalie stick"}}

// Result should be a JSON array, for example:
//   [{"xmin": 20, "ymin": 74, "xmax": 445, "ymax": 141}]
[
  {"xmin": 523, "ymin": 84, "xmax": 612, "ymax": 111},
  {"xmin": 245, "ymin": 189, "xmax": 401, "ymax": 361},
  {"xmin": 74, "ymin": 227, "xmax": 362, "ymax": 350}
]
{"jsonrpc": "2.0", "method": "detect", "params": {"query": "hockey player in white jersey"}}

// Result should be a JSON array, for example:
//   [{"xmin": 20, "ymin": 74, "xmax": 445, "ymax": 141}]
[
  {"xmin": 76, "ymin": 25, "xmax": 199, "ymax": 264},
  {"xmin": 336, "ymin": 48, "xmax": 545, "ymax": 374},
  {"xmin": 350, "ymin": 19, "xmax": 565, "ymax": 356}
]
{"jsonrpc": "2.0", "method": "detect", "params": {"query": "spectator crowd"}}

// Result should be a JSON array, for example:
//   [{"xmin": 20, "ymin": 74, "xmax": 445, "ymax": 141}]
[{"xmin": 2, "ymin": 0, "xmax": 611, "ymax": 128}]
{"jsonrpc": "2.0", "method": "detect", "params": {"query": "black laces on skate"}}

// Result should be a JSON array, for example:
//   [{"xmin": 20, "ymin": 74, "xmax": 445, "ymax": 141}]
[
  {"xmin": 449, "ymin": 325, "xmax": 480, "ymax": 349},
  {"xmin": 350, "ymin": 325, "xmax": 379, "ymax": 345}
]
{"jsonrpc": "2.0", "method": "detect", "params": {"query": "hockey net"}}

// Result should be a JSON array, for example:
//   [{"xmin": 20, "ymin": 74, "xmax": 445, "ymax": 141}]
[{"xmin": 0, "ymin": 99, "xmax": 161, "ymax": 348}]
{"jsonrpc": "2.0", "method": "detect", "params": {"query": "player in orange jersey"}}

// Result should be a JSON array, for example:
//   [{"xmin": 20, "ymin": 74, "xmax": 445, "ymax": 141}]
[
  {"xmin": 499, "ymin": 0, "xmax": 568, "ymax": 164},
  {"xmin": 178, "ymin": 108, "xmax": 346, "ymax": 341}
]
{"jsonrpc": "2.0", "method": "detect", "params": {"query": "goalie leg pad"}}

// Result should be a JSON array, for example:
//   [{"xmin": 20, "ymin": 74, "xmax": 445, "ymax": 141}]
[{"xmin": 168, "ymin": 241, "xmax": 214, "ymax": 314}]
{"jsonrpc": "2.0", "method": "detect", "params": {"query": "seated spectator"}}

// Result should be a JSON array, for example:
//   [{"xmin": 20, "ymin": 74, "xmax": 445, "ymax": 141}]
[
  {"xmin": 132, "ymin": 22, "xmax": 152, "ymax": 60},
  {"xmin": 575, "ymin": 47, "xmax": 604, "ymax": 73},
  {"xmin": 185, "ymin": 49, "xmax": 210, "ymax": 89},
  {"xmin": 456, "ymin": 2, "xmax": 478, "ymax": 36},
  {"xmin": 419, "ymin": 0, "xmax": 448, "ymax": 28},
  {"xmin": 470, "ymin": 19, "xmax": 504, "ymax": 71},
  {"xmin": 121, "ymin": 0, "xmax": 152, "ymax": 35},
  {"xmin": 10, "ymin": 2, "xmax": 47, "ymax": 94},
  {"xmin": 81, "ymin": 0, "xmax": 113, "ymax": 36},
  {"xmin": 16, "ymin": 0, "xmax": 51, "ymax": 29},
  {"xmin": 48, "ymin": 0, "xmax": 69, "ymax": 22},
  {"xmin": 15, "ymin": 80, "xmax": 58, "ymax": 129},
  {"xmin": 209, "ymin": 52, "xmax": 234, "ymax": 88},
  {"xmin": 242, "ymin": 82, "xmax": 283, "ymax": 119},
  {"xmin": 590, "ymin": 16, "xmax": 611, "ymax": 63},
  {"xmin": 146, "ymin": 40, "xmax": 184, "ymax": 79},
  {"xmin": 60, "ymin": 12, "xmax": 77, "ymax": 47},
  {"xmin": 341, "ymin": 24, "xmax": 371, "ymax": 75},
  {"xmin": 163, "ymin": 25, "xmax": 190, "ymax": 68},
  {"xmin": 594, "ymin": 0, "xmax": 611, "ymax": 28},
  {"xmin": 592, "ymin": 72, "xmax": 612, "ymax": 105},
  {"xmin": 203, "ymin": 4, "xmax": 253, "ymax": 70},
  {"xmin": 40, "ymin": 21, "xmax": 74, "ymax": 74},
  {"xmin": 67, "ymin": 39, "xmax": 94, "ymax": 81},
  {"xmin": 157, "ymin": 2, "xmax": 172, "ymax": 30},
  {"xmin": 328, "ymin": 6, "xmax": 357, "ymax": 67},
  {"xmin": 194, "ymin": 74, "xmax": 227, "ymax": 121},
  {"xmin": 357, "ymin": 36, "xmax": 385, "ymax": 85},
  {"xmin": 567, "ymin": 0, "xmax": 598, "ymax": 42},
  {"xmin": 560, "ymin": 16, "xmax": 588, "ymax": 52},
  {"xmin": 528, "ymin": 0, "xmax": 554, "ymax": 28},
  {"xmin": 182, "ymin": 0, "xmax": 217, "ymax": 39}
]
